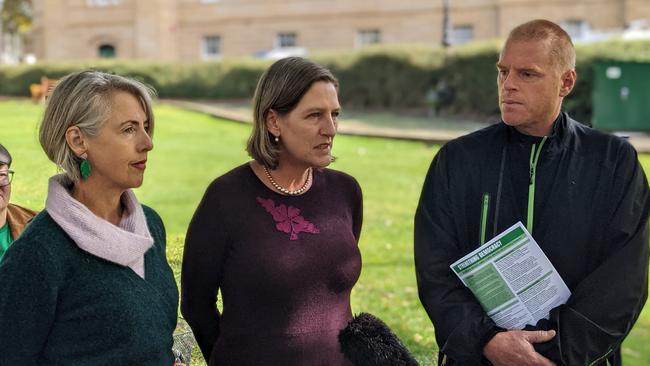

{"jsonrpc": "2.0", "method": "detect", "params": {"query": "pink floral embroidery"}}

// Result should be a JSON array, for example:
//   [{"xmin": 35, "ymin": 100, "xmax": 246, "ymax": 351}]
[{"xmin": 256, "ymin": 197, "xmax": 320, "ymax": 240}]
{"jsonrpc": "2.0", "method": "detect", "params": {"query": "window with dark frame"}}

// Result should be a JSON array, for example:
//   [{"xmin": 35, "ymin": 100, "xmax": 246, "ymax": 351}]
[
  {"xmin": 561, "ymin": 19, "xmax": 590, "ymax": 40},
  {"xmin": 449, "ymin": 24, "xmax": 474, "ymax": 45},
  {"xmin": 87, "ymin": 0, "xmax": 120, "ymax": 6},
  {"xmin": 277, "ymin": 32, "xmax": 297, "ymax": 48},
  {"xmin": 357, "ymin": 29, "xmax": 381, "ymax": 47},
  {"xmin": 202, "ymin": 35, "xmax": 221, "ymax": 60},
  {"xmin": 98, "ymin": 44, "xmax": 116, "ymax": 58}
]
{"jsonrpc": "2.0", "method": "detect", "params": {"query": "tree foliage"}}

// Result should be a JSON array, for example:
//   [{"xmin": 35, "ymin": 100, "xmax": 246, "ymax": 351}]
[{"xmin": 1, "ymin": 0, "xmax": 32, "ymax": 34}]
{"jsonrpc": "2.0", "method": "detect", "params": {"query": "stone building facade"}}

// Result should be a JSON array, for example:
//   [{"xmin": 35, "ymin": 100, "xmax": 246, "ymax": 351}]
[{"xmin": 30, "ymin": 0, "xmax": 650, "ymax": 62}]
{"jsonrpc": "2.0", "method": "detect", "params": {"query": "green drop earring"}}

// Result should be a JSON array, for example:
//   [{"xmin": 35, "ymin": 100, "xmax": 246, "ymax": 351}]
[{"xmin": 80, "ymin": 153, "xmax": 91, "ymax": 180}]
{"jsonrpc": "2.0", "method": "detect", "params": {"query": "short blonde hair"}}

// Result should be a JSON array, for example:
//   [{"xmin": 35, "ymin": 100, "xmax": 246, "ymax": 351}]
[
  {"xmin": 505, "ymin": 19, "xmax": 576, "ymax": 74},
  {"xmin": 39, "ymin": 70, "xmax": 156, "ymax": 182},
  {"xmin": 246, "ymin": 57, "xmax": 338, "ymax": 169}
]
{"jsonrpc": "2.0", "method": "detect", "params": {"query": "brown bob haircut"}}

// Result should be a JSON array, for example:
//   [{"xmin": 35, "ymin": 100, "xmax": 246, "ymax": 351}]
[{"xmin": 246, "ymin": 57, "xmax": 338, "ymax": 169}]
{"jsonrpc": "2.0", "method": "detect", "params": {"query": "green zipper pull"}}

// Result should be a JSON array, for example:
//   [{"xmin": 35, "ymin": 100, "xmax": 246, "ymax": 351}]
[
  {"xmin": 480, "ymin": 193, "xmax": 489, "ymax": 245},
  {"xmin": 527, "ymin": 136, "xmax": 548, "ymax": 235}
]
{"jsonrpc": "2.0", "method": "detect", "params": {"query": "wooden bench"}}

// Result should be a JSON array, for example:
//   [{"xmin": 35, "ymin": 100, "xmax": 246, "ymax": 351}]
[{"xmin": 29, "ymin": 76, "xmax": 58, "ymax": 103}]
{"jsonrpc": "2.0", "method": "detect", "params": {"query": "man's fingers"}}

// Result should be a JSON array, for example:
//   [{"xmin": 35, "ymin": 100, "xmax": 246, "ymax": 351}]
[{"xmin": 524, "ymin": 329, "xmax": 556, "ymax": 343}]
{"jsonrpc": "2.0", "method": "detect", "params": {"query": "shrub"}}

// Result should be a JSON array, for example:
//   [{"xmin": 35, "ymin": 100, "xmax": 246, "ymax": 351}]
[
  {"xmin": 334, "ymin": 53, "xmax": 437, "ymax": 109},
  {"xmin": 437, "ymin": 41, "xmax": 501, "ymax": 118},
  {"xmin": 1, "ymin": 39, "xmax": 649, "ymax": 123}
]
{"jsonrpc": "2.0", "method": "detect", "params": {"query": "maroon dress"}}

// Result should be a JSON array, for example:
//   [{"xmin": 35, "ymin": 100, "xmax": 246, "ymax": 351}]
[{"xmin": 181, "ymin": 163, "xmax": 362, "ymax": 365}]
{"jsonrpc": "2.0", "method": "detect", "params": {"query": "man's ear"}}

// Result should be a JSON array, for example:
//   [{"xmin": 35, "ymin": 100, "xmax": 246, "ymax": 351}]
[
  {"xmin": 265, "ymin": 109, "xmax": 281, "ymax": 138},
  {"xmin": 559, "ymin": 69, "xmax": 577, "ymax": 98},
  {"xmin": 65, "ymin": 126, "xmax": 88, "ymax": 158}
]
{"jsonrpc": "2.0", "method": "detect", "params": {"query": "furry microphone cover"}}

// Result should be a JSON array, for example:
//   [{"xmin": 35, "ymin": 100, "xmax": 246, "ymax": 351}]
[{"xmin": 339, "ymin": 312, "xmax": 419, "ymax": 366}]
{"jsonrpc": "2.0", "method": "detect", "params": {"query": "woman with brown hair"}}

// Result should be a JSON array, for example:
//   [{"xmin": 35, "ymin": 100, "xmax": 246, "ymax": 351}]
[{"xmin": 181, "ymin": 57, "xmax": 363, "ymax": 365}]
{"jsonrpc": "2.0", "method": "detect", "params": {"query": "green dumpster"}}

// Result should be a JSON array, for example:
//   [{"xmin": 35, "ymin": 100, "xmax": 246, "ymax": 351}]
[{"xmin": 592, "ymin": 61, "xmax": 650, "ymax": 131}]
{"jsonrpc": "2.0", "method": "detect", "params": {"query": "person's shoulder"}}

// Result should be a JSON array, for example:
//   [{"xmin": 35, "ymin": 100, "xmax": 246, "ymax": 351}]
[
  {"xmin": 451, "ymin": 122, "xmax": 503, "ymax": 145},
  {"xmin": 316, "ymin": 168, "xmax": 362, "ymax": 206},
  {"xmin": 141, "ymin": 205, "xmax": 164, "ymax": 230},
  {"xmin": 565, "ymin": 117, "xmax": 637, "ymax": 163},
  {"xmin": 441, "ymin": 122, "xmax": 505, "ymax": 157},
  {"xmin": 318, "ymin": 168, "xmax": 360, "ymax": 188},
  {"xmin": 319, "ymin": 167, "xmax": 356, "ymax": 181},
  {"xmin": 317, "ymin": 168, "xmax": 362, "ymax": 199},
  {"xmin": 140, "ymin": 205, "xmax": 167, "ymax": 251},
  {"xmin": 16, "ymin": 211, "xmax": 64, "ymax": 244},
  {"xmin": 205, "ymin": 163, "xmax": 252, "ymax": 194},
  {"xmin": 566, "ymin": 117, "xmax": 619, "ymax": 143},
  {"xmin": 141, "ymin": 204, "xmax": 161, "ymax": 222},
  {"xmin": 7, "ymin": 203, "xmax": 38, "ymax": 218},
  {"xmin": 8, "ymin": 211, "xmax": 75, "ymax": 266}
]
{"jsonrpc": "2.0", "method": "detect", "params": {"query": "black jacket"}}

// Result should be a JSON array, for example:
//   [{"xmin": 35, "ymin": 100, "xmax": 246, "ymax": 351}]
[{"xmin": 414, "ymin": 113, "xmax": 649, "ymax": 365}]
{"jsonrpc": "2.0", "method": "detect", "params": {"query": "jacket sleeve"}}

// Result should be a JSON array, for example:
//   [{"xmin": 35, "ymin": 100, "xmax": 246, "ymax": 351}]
[
  {"xmin": 534, "ymin": 144, "xmax": 650, "ymax": 365},
  {"xmin": 414, "ymin": 146, "xmax": 502, "ymax": 364},
  {"xmin": 0, "ymin": 237, "xmax": 59, "ymax": 364},
  {"xmin": 181, "ymin": 182, "xmax": 229, "ymax": 361}
]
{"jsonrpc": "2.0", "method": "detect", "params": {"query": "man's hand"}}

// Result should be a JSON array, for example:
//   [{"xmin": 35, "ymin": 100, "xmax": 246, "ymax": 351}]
[{"xmin": 483, "ymin": 330, "xmax": 557, "ymax": 366}]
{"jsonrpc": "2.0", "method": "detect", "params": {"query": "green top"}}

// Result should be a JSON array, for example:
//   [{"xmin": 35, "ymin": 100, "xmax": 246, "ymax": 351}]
[
  {"xmin": 0, "ymin": 222, "xmax": 12, "ymax": 261},
  {"xmin": 0, "ymin": 206, "xmax": 178, "ymax": 365}
]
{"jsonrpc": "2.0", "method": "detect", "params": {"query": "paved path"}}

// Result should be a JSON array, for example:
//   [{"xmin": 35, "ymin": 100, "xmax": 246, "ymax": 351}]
[{"xmin": 163, "ymin": 99, "xmax": 650, "ymax": 152}]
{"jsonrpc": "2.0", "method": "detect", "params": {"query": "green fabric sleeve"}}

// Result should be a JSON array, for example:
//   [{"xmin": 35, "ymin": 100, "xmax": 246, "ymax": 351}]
[
  {"xmin": 0, "ymin": 234, "xmax": 61, "ymax": 363},
  {"xmin": 0, "ymin": 223, "xmax": 13, "ymax": 261}
]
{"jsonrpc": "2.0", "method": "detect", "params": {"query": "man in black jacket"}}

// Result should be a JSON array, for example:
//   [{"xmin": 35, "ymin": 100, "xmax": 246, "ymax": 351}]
[{"xmin": 414, "ymin": 19, "xmax": 649, "ymax": 366}]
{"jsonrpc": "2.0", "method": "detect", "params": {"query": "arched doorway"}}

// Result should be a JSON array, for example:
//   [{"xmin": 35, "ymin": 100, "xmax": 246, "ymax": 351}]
[{"xmin": 98, "ymin": 44, "xmax": 116, "ymax": 58}]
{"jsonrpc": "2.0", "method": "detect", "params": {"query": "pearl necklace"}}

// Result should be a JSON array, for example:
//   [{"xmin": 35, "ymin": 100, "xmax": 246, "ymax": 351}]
[{"xmin": 263, "ymin": 166, "xmax": 312, "ymax": 196}]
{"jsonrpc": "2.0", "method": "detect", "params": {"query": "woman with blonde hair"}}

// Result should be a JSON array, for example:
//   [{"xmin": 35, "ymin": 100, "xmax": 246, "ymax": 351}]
[{"xmin": 0, "ymin": 70, "xmax": 178, "ymax": 365}]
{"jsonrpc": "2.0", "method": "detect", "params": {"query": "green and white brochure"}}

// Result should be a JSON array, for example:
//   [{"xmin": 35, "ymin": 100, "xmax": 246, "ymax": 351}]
[{"xmin": 450, "ymin": 221, "xmax": 571, "ymax": 330}]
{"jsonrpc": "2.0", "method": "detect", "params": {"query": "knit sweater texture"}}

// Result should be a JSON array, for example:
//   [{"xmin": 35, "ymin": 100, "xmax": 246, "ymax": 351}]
[
  {"xmin": 0, "ymin": 206, "xmax": 179, "ymax": 365},
  {"xmin": 181, "ymin": 163, "xmax": 363, "ymax": 366},
  {"xmin": 45, "ymin": 175, "xmax": 154, "ymax": 278}
]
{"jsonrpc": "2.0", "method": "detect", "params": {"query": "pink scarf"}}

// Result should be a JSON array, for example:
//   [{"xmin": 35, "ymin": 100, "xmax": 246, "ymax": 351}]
[{"xmin": 45, "ymin": 175, "xmax": 153, "ymax": 279}]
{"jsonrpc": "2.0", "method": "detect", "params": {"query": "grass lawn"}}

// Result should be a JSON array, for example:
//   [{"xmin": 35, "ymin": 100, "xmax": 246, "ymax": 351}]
[
  {"xmin": 1, "ymin": 99, "xmax": 649, "ymax": 365},
  {"xmin": 204, "ymin": 99, "xmax": 489, "ymax": 132}
]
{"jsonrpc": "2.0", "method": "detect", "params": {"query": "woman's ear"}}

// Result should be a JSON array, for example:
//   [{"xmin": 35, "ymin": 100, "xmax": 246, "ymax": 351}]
[
  {"xmin": 65, "ymin": 126, "xmax": 88, "ymax": 158},
  {"xmin": 265, "ymin": 109, "xmax": 281, "ymax": 138}
]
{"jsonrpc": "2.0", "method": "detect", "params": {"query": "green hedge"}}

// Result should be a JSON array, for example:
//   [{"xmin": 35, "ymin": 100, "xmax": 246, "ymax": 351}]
[
  {"xmin": 1, "ymin": 39, "xmax": 650, "ymax": 122},
  {"xmin": 0, "ymin": 59, "xmax": 269, "ymax": 100},
  {"xmin": 0, "ymin": 46, "xmax": 445, "ymax": 111},
  {"xmin": 435, "ymin": 39, "xmax": 650, "ymax": 122},
  {"xmin": 437, "ymin": 41, "xmax": 501, "ymax": 117},
  {"xmin": 315, "ymin": 45, "xmax": 444, "ymax": 110}
]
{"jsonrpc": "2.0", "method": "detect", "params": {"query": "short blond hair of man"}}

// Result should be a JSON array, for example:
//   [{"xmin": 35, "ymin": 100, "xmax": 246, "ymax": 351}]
[{"xmin": 505, "ymin": 19, "xmax": 576, "ymax": 74}]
